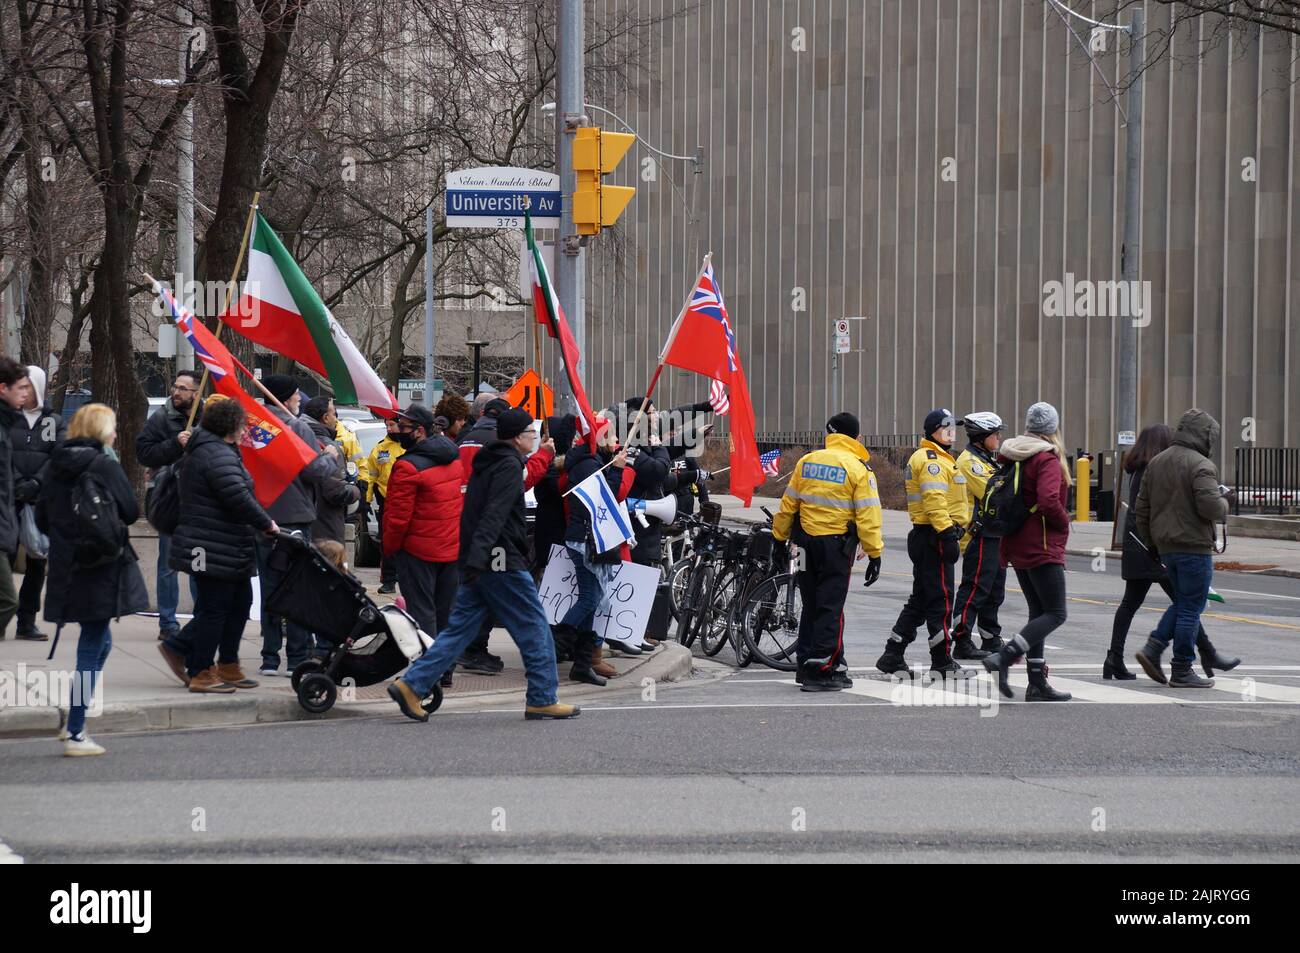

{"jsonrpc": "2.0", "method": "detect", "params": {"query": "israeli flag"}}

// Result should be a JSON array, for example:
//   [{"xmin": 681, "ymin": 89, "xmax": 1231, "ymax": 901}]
[{"xmin": 571, "ymin": 470, "xmax": 637, "ymax": 553}]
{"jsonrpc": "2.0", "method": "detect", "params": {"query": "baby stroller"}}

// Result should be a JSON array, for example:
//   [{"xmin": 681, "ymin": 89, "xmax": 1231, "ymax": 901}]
[{"xmin": 263, "ymin": 532, "xmax": 444, "ymax": 715}]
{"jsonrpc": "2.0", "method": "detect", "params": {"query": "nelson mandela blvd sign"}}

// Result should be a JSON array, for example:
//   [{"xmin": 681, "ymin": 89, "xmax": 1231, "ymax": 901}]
[{"xmin": 445, "ymin": 167, "xmax": 561, "ymax": 229}]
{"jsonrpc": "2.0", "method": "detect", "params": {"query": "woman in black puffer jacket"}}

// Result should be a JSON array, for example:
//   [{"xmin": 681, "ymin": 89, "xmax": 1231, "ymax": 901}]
[
  {"xmin": 159, "ymin": 398, "xmax": 277, "ymax": 693},
  {"xmin": 38, "ymin": 403, "xmax": 148, "ymax": 756}
]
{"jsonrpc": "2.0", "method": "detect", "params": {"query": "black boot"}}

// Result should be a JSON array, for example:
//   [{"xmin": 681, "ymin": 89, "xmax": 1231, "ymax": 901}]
[
  {"xmin": 1134, "ymin": 636, "xmax": 1168, "ymax": 685},
  {"xmin": 830, "ymin": 659, "xmax": 854, "ymax": 689},
  {"xmin": 981, "ymin": 638, "xmax": 1025, "ymax": 699},
  {"xmin": 1103, "ymin": 650, "xmax": 1136, "ymax": 680},
  {"xmin": 568, "ymin": 631, "xmax": 607, "ymax": 686},
  {"xmin": 875, "ymin": 640, "xmax": 914, "ymax": 678},
  {"xmin": 952, "ymin": 635, "xmax": 990, "ymax": 660},
  {"xmin": 550, "ymin": 623, "xmax": 578, "ymax": 663},
  {"xmin": 1025, "ymin": 659, "xmax": 1072, "ymax": 701},
  {"xmin": 979, "ymin": 633, "xmax": 1005, "ymax": 654},
  {"xmin": 929, "ymin": 641, "xmax": 974, "ymax": 680},
  {"xmin": 800, "ymin": 656, "xmax": 842, "ymax": 692},
  {"xmin": 1170, "ymin": 660, "xmax": 1214, "ymax": 689},
  {"xmin": 1197, "ymin": 633, "xmax": 1240, "ymax": 678}
]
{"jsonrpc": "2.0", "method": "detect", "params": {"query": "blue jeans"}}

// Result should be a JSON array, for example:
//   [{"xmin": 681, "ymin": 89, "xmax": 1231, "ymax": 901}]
[
  {"xmin": 67, "ymin": 620, "xmax": 111, "ymax": 737},
  {"xmin": 156, "ymin": 534, "xmax": 197, "ymax": 632},
  {"xmin": 1152, "ymin": 553, "xmax": 1214, "ymax": 665},
  {"xmin": 559, "ymin": 542, "xmax": 612, "ymax": 644},
  {"xmin": 256, "ymin": 527, "xmax": 315, "ymax": 671},
  {"xmin": 401, "ymin": 571, "xmax": 559, "ymax": 706}
]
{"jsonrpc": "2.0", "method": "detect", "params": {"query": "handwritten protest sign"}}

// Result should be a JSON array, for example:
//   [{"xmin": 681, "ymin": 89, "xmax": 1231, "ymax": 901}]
[{"xmin": 537, "ymin": 545, "xmax": 658, "ymax": 645}]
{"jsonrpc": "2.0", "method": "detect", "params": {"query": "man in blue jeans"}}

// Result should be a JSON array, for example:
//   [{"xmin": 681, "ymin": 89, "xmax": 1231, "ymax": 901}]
[
  {"xmin": 389, "ymin": 408, "xmax": 579, "ymax": 721},
  {"xmin": 1133, "ymin": 408, "xmax": 1237, "ymax": 688}
]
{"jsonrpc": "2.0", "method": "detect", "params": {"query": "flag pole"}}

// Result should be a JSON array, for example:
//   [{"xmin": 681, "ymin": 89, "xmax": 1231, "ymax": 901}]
[{"xmin": 183, "ymin": 192, "xmax": 261, "ymax": 430}]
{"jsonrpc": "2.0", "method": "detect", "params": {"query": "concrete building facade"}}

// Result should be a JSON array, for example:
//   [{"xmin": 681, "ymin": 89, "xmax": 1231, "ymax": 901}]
[{"xmin": 582, "ymin": 0, "xmax": 1300, "ymax": 474}]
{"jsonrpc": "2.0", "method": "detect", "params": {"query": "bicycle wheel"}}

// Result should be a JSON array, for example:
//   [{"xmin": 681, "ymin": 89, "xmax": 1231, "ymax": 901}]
[
  {"xmin": 699, "ymin": 567, "xmax": 739, "ymax": 657},
  {"xmin": 728, "ymin": 575, "xmax": 756, "ymax": 667},
  {"xmin": 741, "ymin": 573, "xmax": 801, "ymax": 672},
  {"xmin": 677, "ymin": 558, "xmax": 710, "ymax": 647},
  {"xmin": 667, "ymin": 556, "xmax": 693, "ymax": 623}
]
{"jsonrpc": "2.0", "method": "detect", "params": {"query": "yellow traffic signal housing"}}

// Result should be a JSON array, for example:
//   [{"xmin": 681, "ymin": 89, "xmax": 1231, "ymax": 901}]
[{"xmin": 571, "ymin": 126, "xmax": 636, "ymax": 236}]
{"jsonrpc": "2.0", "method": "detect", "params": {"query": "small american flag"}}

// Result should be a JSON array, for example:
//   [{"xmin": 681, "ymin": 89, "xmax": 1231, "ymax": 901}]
[
  {"xmin": 761, "ymin": 449, "xmax": 781, "ymax": 477},
  {"xmin": 708, "ymin": 378, "xmax": 730, "ymax": 415}
]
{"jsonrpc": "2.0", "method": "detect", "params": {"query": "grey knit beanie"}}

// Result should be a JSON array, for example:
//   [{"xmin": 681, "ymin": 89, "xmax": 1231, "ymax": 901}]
[{"xmin": 1024, "ymin": 401, "xmax": 1060, "ymax": 436}]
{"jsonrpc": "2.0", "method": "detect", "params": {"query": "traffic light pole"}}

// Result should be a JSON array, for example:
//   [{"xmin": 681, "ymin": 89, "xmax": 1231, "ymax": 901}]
[{"xmin": 554, "ymin": 0, "xmax": 585, "ymax": 409}]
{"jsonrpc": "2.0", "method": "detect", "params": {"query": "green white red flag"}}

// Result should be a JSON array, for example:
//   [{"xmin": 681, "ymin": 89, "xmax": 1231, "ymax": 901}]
[{"xmin": 220, "ymin": 212, "xmax": 400, "ymax": 417}]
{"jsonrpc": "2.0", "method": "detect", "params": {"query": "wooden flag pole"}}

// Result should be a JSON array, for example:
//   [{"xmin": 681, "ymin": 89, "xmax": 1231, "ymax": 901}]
[{"xmin": 183, "ymin": 192, "xmax": 261, "ymax": 430}]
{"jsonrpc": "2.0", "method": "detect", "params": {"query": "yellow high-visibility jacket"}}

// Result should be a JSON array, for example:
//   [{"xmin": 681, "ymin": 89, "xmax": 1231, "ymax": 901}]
[
  {"xmin": 904, "ymin": 437, "xmax": 969, "ymax": 533},
  {"xmin": 955, "ymin": 445, "xmax": 998, "ymax": 550},
  {"xmin": 336, "ymin": 423, "xmax": 365, "ymax": 480},
  {"xmin": 365, "ymin": 435, "xmax": 405, "ymax": 502},
  {"xmin": 773, "ymin": 433, "xmax": 883, "ymax": 558}
]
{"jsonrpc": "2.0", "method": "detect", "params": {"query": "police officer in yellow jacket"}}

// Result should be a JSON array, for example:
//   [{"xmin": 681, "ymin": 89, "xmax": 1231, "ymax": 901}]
[
  {"xmin": 774, "ymin": 413, "xmax": 884, "ymax": 692},
  {"xmin": 876, "ymin": 408, "xmax": 974, "ymax": 680},
  {"xmin": 950, "ymin": 412, "xmax": 1007, "ymax": 659},
  {"xmin": 365, "ymin": 417, "xmax": 406, "ymax": 593}
]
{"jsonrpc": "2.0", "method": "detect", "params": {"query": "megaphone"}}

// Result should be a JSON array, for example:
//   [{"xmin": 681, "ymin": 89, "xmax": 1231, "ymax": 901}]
[{"xmin": 626, "ymin": 496, "xmax": 678, "ymax": 528}]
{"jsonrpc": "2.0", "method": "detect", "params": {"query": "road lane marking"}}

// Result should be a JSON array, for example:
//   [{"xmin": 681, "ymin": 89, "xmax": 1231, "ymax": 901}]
[
  {"xmin": 1206, "ymin": 676, "xmax": 1300, "ymax": 704},
  {"xmin": 0, "ymin": 839, "xmax": 22, "ymax": 864}
]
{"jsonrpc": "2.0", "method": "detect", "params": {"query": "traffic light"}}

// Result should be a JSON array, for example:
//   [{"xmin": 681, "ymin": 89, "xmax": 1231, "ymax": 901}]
[{"xmin": 571, "ymin": 126, "xmax": 636, "ymax": 236}]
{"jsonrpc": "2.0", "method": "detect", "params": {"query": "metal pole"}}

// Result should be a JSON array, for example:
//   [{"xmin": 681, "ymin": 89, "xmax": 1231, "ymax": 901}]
[
  {"xmin": 554, "ymin": 0, "xmax": 584, "ymax": 409},
  {"xmin": 1117, "ymin": 9, "xmax": 1143, "ymax": 449},
  {"xmin": 175, "ymin": 2, "xmax": 195, "ymax": 371},
  {"xmin": 830, "ymin": 336, "xmax": 839, "ymax": 419},
  {"xmin": 424, "ymin": 203, "xmax": 435, "ymax": 406}
]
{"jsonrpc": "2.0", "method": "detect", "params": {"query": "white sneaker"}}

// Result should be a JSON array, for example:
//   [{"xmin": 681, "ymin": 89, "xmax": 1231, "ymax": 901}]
[
  {"xmin": 258, "ymin": 667, "xmax": 281, "ymax": 677},
  {"xmin": 63, "ymin": 734, "xmax": 106, "ymax": 757}
]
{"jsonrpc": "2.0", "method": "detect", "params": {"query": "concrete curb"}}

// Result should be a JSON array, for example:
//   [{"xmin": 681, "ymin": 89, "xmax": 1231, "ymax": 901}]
[{"xmin": 0, "ymin": 643, "xmax": 694, "ymax": 739}]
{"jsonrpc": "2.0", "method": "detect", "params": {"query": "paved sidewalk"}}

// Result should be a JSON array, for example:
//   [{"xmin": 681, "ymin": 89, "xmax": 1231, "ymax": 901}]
[
  {"xmin": 712, "ymin": 494, "xmax": 1300, "ymax": 578},
  {"xmin": 0, "ymin": 572, "xmax": 692, "ymax": 738}
]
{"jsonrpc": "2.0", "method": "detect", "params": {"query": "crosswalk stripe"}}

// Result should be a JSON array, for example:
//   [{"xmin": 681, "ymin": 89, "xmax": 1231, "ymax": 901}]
[
  {"xmin": 1024, "ymin": 675, "xmax": 1178, "ymax": 704},
  {"xmin": 1207, "ymin": 676, "xmax": 1300, "ymax": 704}
]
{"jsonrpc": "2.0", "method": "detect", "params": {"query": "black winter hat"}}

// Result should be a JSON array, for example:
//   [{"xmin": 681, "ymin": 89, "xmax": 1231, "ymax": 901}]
[
  {"xmin": 497, "ymin": 408, "xmax": 534, "ymax": 441},
  {"xmin": 483, "ymin": 397, "xmax": 511, "ymax": 418},
  {"xmin": 826, "ymin": 412, "xmax": 860, "ymax": 439},
  {"xmin": 547, "ymin": 414, "xmax": 577, "ymax": 455},
  {"xmin": 264, "ymin": 374, "xmax": 300, "ymax": 404}
]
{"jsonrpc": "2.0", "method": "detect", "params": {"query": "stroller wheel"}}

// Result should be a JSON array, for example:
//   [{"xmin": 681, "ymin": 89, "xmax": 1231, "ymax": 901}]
[
  {"xmin": 420, "ymin": 684, "xmax": 443, "ymax": 714},
  {"xmin": 291, "ymin": 658, "xmax": 325, "ymax": 692},
  {"xmin": 297, "ymin": 673, "xmax": 337, "ymax": 714}
]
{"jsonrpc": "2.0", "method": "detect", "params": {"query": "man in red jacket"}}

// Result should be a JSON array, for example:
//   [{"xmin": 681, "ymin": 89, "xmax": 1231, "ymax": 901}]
[{"xmin": 384, "ymin": 405, "xmax": 465, "ymax": 686}]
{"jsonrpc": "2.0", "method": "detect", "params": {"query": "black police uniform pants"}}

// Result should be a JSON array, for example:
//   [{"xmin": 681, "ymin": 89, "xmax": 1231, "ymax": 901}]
[
  {"xmin": 795, "ymin": 533, "xmax": 854, "ymax": 671},
  {"xmin": 951, "ymin": 533, "xmax": 1006, "ymax": 640},
  {"xmin": 375, "ymin": 493, "xmax": 398, "ymax": 587},
  {"xmin": 891, "ymin": 525, "xmax": 956, "ymax": 657}
]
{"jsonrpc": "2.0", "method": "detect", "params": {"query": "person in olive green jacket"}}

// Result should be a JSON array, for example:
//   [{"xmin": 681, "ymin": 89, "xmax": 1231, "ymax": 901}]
[{"xmin": 1133, "ymin": 408, "xmax": 1239, "ymax": 689}]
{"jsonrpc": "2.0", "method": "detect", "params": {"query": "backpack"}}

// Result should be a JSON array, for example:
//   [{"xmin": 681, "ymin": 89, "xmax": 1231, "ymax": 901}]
[
  {"xmin": 974, "ymin": 460, "xmax": 1037, "ymax": 538},
  {"xmin": 146, "ymin": 460, "xmax": 183, "ymax": 535},
  {"xmin": 71, "ymin": 469, "xmax": 125, "ymax": 568}
]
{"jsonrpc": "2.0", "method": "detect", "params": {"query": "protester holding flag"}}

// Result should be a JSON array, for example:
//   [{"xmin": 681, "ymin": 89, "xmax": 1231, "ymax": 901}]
[
  {"xmin": 619, "ymin": 396, "xmax": 675, "ymax": 567},
  {"xmin": 387, "ymin": 408, "xmax": 580, "ymax": 723},
  {"xmin": 159, "ymin": 397, "xmax": 278, "ymax": 694},
  {"xmin": 136, "ymin": 370, "xmax": 202, "ymax": 642},
  {"xmin": 301, "ymin": 396, "xmax": 361, "ymax": 546},
  {"xmin": 555, "ymin": 418, "xmax": 634, "ymax": 684}
]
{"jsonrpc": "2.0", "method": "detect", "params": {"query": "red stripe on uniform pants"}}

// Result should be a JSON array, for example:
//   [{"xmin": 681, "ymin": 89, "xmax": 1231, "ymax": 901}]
[
  {"xmin": 957, "ymin": 536, "xmax": 984, "ymax": 632},
  {"xmin": 937, "ymin": 540, "xmax": 951, "ymax": 654}
]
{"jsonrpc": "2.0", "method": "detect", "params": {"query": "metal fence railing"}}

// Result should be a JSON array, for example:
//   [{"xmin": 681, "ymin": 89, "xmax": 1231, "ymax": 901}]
[
  {"xmin": 758, "ymin": 431, "xmax": 922, "ymax": 450},
  {"xmin": 1234, "ymin": 447, "xmax": 1300, "ymax": 515}
]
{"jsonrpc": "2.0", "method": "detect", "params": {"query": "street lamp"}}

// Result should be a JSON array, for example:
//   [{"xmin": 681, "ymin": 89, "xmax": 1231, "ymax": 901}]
[{"xmin": 539, "ymin": 101, "xmax": 704, "ymax": 173}]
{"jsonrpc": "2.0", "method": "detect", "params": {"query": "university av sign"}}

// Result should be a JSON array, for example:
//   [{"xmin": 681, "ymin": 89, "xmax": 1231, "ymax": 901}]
[{"xmin": 444, "ymin": 167, "xmax": 561, "ymax": 229}]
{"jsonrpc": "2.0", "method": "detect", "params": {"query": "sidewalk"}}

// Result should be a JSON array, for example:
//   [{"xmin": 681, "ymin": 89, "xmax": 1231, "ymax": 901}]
[
  {"xmin": 711, "ymin": 495, "xmax": 1300, "ymax": 578},
  {"xmin": 0, "ymin": 577, "xmax": 692, "ymax": 738}
]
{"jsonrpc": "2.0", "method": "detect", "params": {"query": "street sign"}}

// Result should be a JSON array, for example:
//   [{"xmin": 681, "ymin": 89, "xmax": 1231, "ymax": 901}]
[
  {"xmin": 834, "ymin": 319, "xmax": 851, "ymax": 353},
  {"xmin": 1117, "ymin": 431, "xmax": 1136, "ymax": 447},
  {"xmin": 445, "ymin": 167, "xmax": 561, "ymax": 229},
  {"xmin": 835, "ymin": 320, "xmax": 850, "ymax": 335},
  {"xmin": 504, "ymin": 368, "xmax": 554, "ymax": 420}
]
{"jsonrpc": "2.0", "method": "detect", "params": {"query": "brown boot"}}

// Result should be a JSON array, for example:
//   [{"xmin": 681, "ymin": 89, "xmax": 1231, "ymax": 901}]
[
  {"xmin": 216, "ymin": 663, "xmax": 259, "ymax": 689},
  {"xmin": 591, "ymin": 644, "xmax": 619, "ymax": 679},
  {"xmin": 158, "ymin": 643, "xmax": 190, "ymax": 687},
  {"xmin": 188, "ymin": 667, "xmax": 237, "ymax": 694},
  {"xmin": 524, "ymin": 702, "xmax": 581, "ymax": 720}
]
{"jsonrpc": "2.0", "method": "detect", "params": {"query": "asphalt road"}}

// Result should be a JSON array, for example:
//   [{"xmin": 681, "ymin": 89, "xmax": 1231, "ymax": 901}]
[{"xmin": 1, "ymin": 532, "xmax": 1296, "ymax": 863}]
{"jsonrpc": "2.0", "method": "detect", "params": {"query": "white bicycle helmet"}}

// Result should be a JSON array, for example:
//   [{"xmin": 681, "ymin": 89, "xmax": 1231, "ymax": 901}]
[{"xmin": 962, "ymin": 411, "xmax": 1004, "ymax": 440}]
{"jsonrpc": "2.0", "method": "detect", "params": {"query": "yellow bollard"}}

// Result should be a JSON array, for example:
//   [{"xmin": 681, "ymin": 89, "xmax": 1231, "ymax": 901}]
[{"xmin": 1075, "ymin": 456, "xmax": 1091, "ymax": 522}]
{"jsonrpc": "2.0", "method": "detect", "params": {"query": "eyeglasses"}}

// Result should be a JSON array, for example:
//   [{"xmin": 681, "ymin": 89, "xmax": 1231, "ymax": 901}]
[{"xmin": 172, "ymin": 385, "xmax": 196, "ymax": 394}]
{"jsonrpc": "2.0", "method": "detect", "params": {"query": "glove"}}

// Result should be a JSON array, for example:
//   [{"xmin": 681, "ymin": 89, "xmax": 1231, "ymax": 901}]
[
  {"xmin": 862, "ymin": 556, "xmax": 882, "ymax": 587},
  {"xmin": 939, "ymin": 528, "xmax": 961, "ymax": 564},
  {"xmin": 14, "ymin": 477, "xmax": 39, "ymax": 503}
]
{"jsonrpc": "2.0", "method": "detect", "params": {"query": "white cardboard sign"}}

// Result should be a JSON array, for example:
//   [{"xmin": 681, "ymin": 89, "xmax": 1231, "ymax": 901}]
[{"xmin": 537, "ymin": 545, "xmax": 658, "ymax": 645}]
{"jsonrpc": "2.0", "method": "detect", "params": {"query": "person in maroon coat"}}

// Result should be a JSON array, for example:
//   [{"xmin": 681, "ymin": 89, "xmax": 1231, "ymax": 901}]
[
  {"xmin": 384, "ymin": 405, "xmax": 464, "ymax": 686},
  {"xmin": 981, "ymin": 402, "xmax": 1074, "ymax": 701}
]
